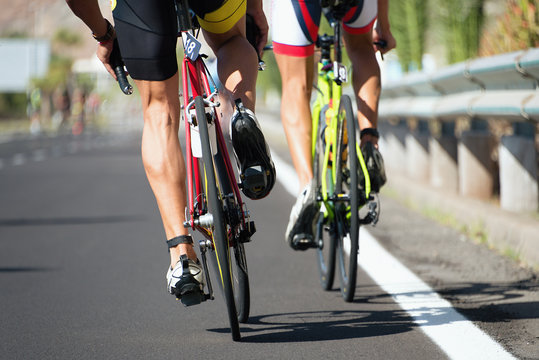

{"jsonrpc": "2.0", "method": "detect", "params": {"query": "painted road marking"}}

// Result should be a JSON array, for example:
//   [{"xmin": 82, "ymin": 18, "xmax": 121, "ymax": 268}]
[{"xmin": 271, "ymin": 150, "xmax": 516, "ymax": 360}]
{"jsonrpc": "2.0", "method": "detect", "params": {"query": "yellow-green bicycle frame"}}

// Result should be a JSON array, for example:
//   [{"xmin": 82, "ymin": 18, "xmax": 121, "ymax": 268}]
[{"xmin": 311, "ymin": 60, "xmax": 371, "ymax": 217}]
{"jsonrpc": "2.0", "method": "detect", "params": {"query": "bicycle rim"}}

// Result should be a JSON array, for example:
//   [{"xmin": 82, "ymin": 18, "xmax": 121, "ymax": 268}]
[
  {"xmin": 231, "ymin": 243, "xmax": 249, "ymax": 323},
  {"xmin": 195, "ymin": 96, "xmax": 241, "ymax": 341},
  {"xmin": 335, "ymin": 95, "xmax": 359, "ymax": 302},
  {"xmin": 314, "ymin": 106, "xmax": 336, "ymax": 291},
  {"xmin": 213, "ymin": 148, "xmax": 250, "ymax": 323}
]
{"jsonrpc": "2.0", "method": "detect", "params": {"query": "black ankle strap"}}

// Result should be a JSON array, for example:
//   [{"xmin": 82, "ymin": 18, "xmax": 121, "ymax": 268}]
[
  {"xmin": 166, "ymin": 235, "xmax": 193, "ymax": 252},
  {"xmin": 360, "ymin": 128, "xmax": 379, "ymax": 139}
]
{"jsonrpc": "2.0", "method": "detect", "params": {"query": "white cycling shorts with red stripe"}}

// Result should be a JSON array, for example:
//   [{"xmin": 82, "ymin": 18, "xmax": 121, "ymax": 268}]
[{"xmin": 271, "ymin": 0, "xmax": 377, "ymax": 57}]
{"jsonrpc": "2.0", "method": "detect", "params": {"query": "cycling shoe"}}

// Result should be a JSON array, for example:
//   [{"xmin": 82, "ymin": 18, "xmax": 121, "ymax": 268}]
[
  {"xmin": 360, "ymin": 141, "xmax": 387, "ymax": 193},
  {"xmin": 285, "ymin": 181, "xmax": 320, "ymax": 250},
  {"xmin": 166, "ymin": 255, "xmax": 205, "ymax": 306},
  {"xmin": 230, "ymin": 99, "xmax": 275, "ymax": 200}
]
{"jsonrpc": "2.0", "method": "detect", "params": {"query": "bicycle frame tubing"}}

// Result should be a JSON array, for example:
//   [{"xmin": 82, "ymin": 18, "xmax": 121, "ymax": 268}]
[
  {"xmin": 311, "ymin": 19, "xmax": 372, "ymax": 202},
  {"xmin": 177, "ymin": 12, "xmax": 247, "ymax": 239}
]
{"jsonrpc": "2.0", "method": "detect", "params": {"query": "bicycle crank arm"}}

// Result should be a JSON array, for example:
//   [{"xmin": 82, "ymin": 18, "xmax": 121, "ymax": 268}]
[
  {"xmin": 327, "ymin": 194, "xmax": 350, "ymax": 202},
  {"xmin": 198, "ymin": 239, "xmax": 215, "ymax": 301}
]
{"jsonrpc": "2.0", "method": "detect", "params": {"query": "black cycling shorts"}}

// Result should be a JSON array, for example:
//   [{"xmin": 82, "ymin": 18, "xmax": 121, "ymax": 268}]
[{"xmin": 112, "ymin": 0, "xmax": 245, "ymax": 81}]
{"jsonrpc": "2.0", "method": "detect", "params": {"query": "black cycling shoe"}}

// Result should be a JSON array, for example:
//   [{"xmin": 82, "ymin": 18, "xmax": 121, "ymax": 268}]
[
  {"xmin": 230, "ymin": 99, "xmax": 275, "ymax": 200},
  {"xmin": 360, "ymin": 141, "xmax": 387, "ymax": 193}
]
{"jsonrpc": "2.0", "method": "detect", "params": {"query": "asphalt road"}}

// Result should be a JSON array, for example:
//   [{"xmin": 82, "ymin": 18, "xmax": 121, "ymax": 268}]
[{"xmin": 1, "ymin": 127, "xmax": 537, "ymax": 360}]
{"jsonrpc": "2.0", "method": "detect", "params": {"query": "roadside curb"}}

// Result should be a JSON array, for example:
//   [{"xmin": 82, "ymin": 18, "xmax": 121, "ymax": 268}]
[{"xmin": 386, "ymin": 175, "xmax": 539, "ymax": 270}]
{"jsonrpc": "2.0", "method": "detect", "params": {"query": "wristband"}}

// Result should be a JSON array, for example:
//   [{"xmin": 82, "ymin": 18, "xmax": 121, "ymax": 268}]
[
  {"xmin": 360, "ymin": 128, "xmax": 380, "ymax": 139},
  {"xmin": 92, "ymin": 19, "xmax": 115, "ymax": 43}
]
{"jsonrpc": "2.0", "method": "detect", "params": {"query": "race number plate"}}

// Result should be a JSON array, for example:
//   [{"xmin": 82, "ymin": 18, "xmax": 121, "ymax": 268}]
[
  {"xmin": 182, "ymin": 32, "xmax": 202, "ymax": 61},
  {"xmin": 334, "ymin": 61, "xmax": 348, "ymax": 83}
]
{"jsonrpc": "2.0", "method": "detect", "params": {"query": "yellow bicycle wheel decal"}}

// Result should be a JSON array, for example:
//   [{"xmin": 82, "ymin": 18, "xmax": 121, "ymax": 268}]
[{"xmin": 203, "ymin": 161, "xmax": 234, "ymax": 289}]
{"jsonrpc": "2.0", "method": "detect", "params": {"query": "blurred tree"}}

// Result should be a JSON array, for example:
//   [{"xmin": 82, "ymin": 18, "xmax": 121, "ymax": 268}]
[
  {"xmin": 53, "ymin": 28, "xmax": 82, "ymax": 47},
  {"xmin": 32, "ymin": 55, "xmax": 73, "ymax": 93},
  {"xmin": 0, "ymin": 93, "xmax": 26, "ymax": 118},
  {"xmin": 480, "ymin": 0, "xmax": 538, "ymax": 56},
  {"xmin": 256, "ymin": 50, "xmax": 282, "ymax": 101},
  {"xmin": 389, "ymin": 0, "xmax": 428, "ymax": 72},
  {"xmin": 29, "ymin": 28, "xmax": 86, "ymax": 124},
  {"xmin": 434, "ymin": 0, "xmax": 485, "ymax": 63}
]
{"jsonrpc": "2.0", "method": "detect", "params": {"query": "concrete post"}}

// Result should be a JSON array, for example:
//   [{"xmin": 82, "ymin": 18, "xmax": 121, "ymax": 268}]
[
  {"xmin": 406, "ymin": 120, "xmax": 430, "ymax": 182},
  {"xmin": 430, "ymin": 122, "xmax": 458, "ymax": 192},
  {"xmin": 379, "ymin": 119, "xmax": 407, "ymax": 176},
  {"xmin": 458, "ymin": 119, "xmax": 496, "ymax": 200},
  {"xmin": 499, "ymin": 122, "xmax": 538, "ymax": 212}
]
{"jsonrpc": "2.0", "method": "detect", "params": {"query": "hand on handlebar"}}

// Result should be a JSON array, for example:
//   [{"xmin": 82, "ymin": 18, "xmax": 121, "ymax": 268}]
[
  {"xmin": 96, "ymin": 39, "xmax": 116, "ymax": 79},
  {"xmin": 372, "ymin": 25, "xmax": 396, "ymax": 57},
  {"xmin": 96, "ymin": 38, "xmax": 132, "ymax": 95}
]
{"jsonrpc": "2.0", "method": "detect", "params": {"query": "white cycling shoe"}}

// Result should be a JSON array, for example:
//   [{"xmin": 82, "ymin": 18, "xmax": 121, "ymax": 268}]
[{"xmin": 166, "ymin": 255, "xmax": 205, "ymax": 306}]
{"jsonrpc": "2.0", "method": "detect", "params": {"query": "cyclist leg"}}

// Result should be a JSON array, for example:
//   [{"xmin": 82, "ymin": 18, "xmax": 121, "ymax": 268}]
[
  {"xmin": 112, "ymin": 0, "xmax": 204, "ymax": 295},
  {"xmin": 134, "ymin": 75, "xmax": 195, "ymax": 265},
  {"xmin": 344, "ymin": 30, "xmax": 388, "ymax": 191},
  {"xmin": 341, "ymin": 0, "xmax": 388, "ymax": 192},
  {"xmin": 272, "ymin": 0, "xmax": 320, "ymax": 188},
  {"xmin": 197, "ymin": 3, "xmax": 275, "ymax": 200},
  {"xmin": 343, "ymin": 30, "xmax": 381, "ymax": 146},
  {"xmin": 275, "ymin": 53, "xmax": 320, "ymax": 249},
  {"xmin": 273, "ymin": 0, "xmax": 322, "ymax": 249},
  {"xmin": 340, "ymin": 0, "xmax": 380, "ymax": 146},
  {"xmin": 274, "ymin": 53, "xmax": 315, "ymax": 189},
  {"xmin": 203, "ymin": 18, "xmax": 257, "ymax": 110}
]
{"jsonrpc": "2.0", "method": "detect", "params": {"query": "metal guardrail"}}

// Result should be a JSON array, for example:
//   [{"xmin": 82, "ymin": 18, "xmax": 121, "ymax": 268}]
[{"xmin": 379, "ymin": 48, "xmax": 539, "ymax": 123}]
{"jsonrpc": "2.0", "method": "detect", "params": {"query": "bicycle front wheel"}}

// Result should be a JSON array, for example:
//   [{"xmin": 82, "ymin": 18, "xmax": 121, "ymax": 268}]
[
  {"xmin": 195, "ymin": 96, "xmax": 241, "ymax": 341},
  {"xmin": 335, "ymin": 95, "xmax": 360, "ymax": 302},
  {"xmin": 313, "ymin": 105, "xmax": 336, "ymax": 291}
]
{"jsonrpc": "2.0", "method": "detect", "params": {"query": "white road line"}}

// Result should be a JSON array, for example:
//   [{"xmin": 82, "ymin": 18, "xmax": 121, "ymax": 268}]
[
  {"xmin": 272, "ymin": 150, "xmax": 516, "ymax": 360},
  {"xmin": 271, "ymin": 150, "xmax": 299, "ymax": 195},
  {"xmin": 359, "ymin": 230, "xmax": 515, "ymax": 360}
]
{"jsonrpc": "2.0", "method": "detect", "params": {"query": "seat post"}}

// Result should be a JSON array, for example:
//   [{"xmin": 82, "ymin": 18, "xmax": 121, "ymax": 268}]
[{"xmin": 175, "ymin": 0, "xmax": 193, "ymax": 31}]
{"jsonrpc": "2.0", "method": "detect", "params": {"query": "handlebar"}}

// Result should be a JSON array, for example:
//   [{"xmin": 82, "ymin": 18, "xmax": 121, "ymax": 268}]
[
  {"xmin": 373, "ymin": 40, "xmax": 387, "ymax": 60},
  {"xmin": 109, "ymin": 38, "xmax": 133, "ymax": 95}
]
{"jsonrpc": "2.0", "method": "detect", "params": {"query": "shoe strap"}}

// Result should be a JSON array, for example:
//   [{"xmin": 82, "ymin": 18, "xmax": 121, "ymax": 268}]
[
  {"xmin": 166, "ymin": 235, "xmax": 193, "ymax": 252},
  {"xmin": 179, "ymin": 254, "xmax": 191, "ymax": 277}
]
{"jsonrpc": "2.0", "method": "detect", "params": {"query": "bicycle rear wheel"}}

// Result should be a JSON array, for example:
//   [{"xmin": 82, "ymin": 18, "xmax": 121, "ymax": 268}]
[
  {"xmin": 335, "ymin": 95, "xmax": 359, "ymax": 302},
  {"xmin": 313, "ymin": 105, "xmax": 336, "ymax": 291},
  {"xmin": 195, "ymin": 96, "xmax": 241, "ymax": 341},
  {"xmin": 213, "ymin": 146, "xmax": 250, "ymax": 323}
]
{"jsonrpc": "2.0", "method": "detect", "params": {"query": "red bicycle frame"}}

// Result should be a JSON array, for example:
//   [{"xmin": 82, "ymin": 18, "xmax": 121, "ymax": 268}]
[{"xmin": 180, "ymin": 44, "xmax": 247, "ymax": 240}]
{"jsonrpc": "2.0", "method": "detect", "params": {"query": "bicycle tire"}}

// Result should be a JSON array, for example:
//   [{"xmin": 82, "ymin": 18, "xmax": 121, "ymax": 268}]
[
  {"xmin": 335, "ymin": 95, "xmax": 359, "ymax": 302},
  {"xmin": 194, "ymin": 96, "xmax": 241, "ymax": 341},
  {"xmin": 213, "ymin": 144, "xmax": 250, "ymax": 323},
  {"xmin": 313, "ymin": 105, "xmax": 337, "ymax": 291}
]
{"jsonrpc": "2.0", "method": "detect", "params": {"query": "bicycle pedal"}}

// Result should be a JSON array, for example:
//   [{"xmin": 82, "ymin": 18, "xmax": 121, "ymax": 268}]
[
  {"xmin": 173, "ymin": 275, "xmax": 205, "ymax": 306},
  {"xmin": 178, "ymin": 287, "xmax": 205, "ymax": 307},
  {"xmin": 292, "ymin": 234, "xmax": 318, "ymax": 251}
]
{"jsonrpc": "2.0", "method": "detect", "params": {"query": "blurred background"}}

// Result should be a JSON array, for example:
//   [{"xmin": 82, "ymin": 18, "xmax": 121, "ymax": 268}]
[
  {"xmin": 0, "ymin": 0, "xmax": 536, "ymax": 135},
  {"xmin": 1, "ymin": 2, "xmax": 538, "ymax": 358},
  {"xmin": 0, "ymin": 0, "xmax": 538, "ymax": 264}
]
